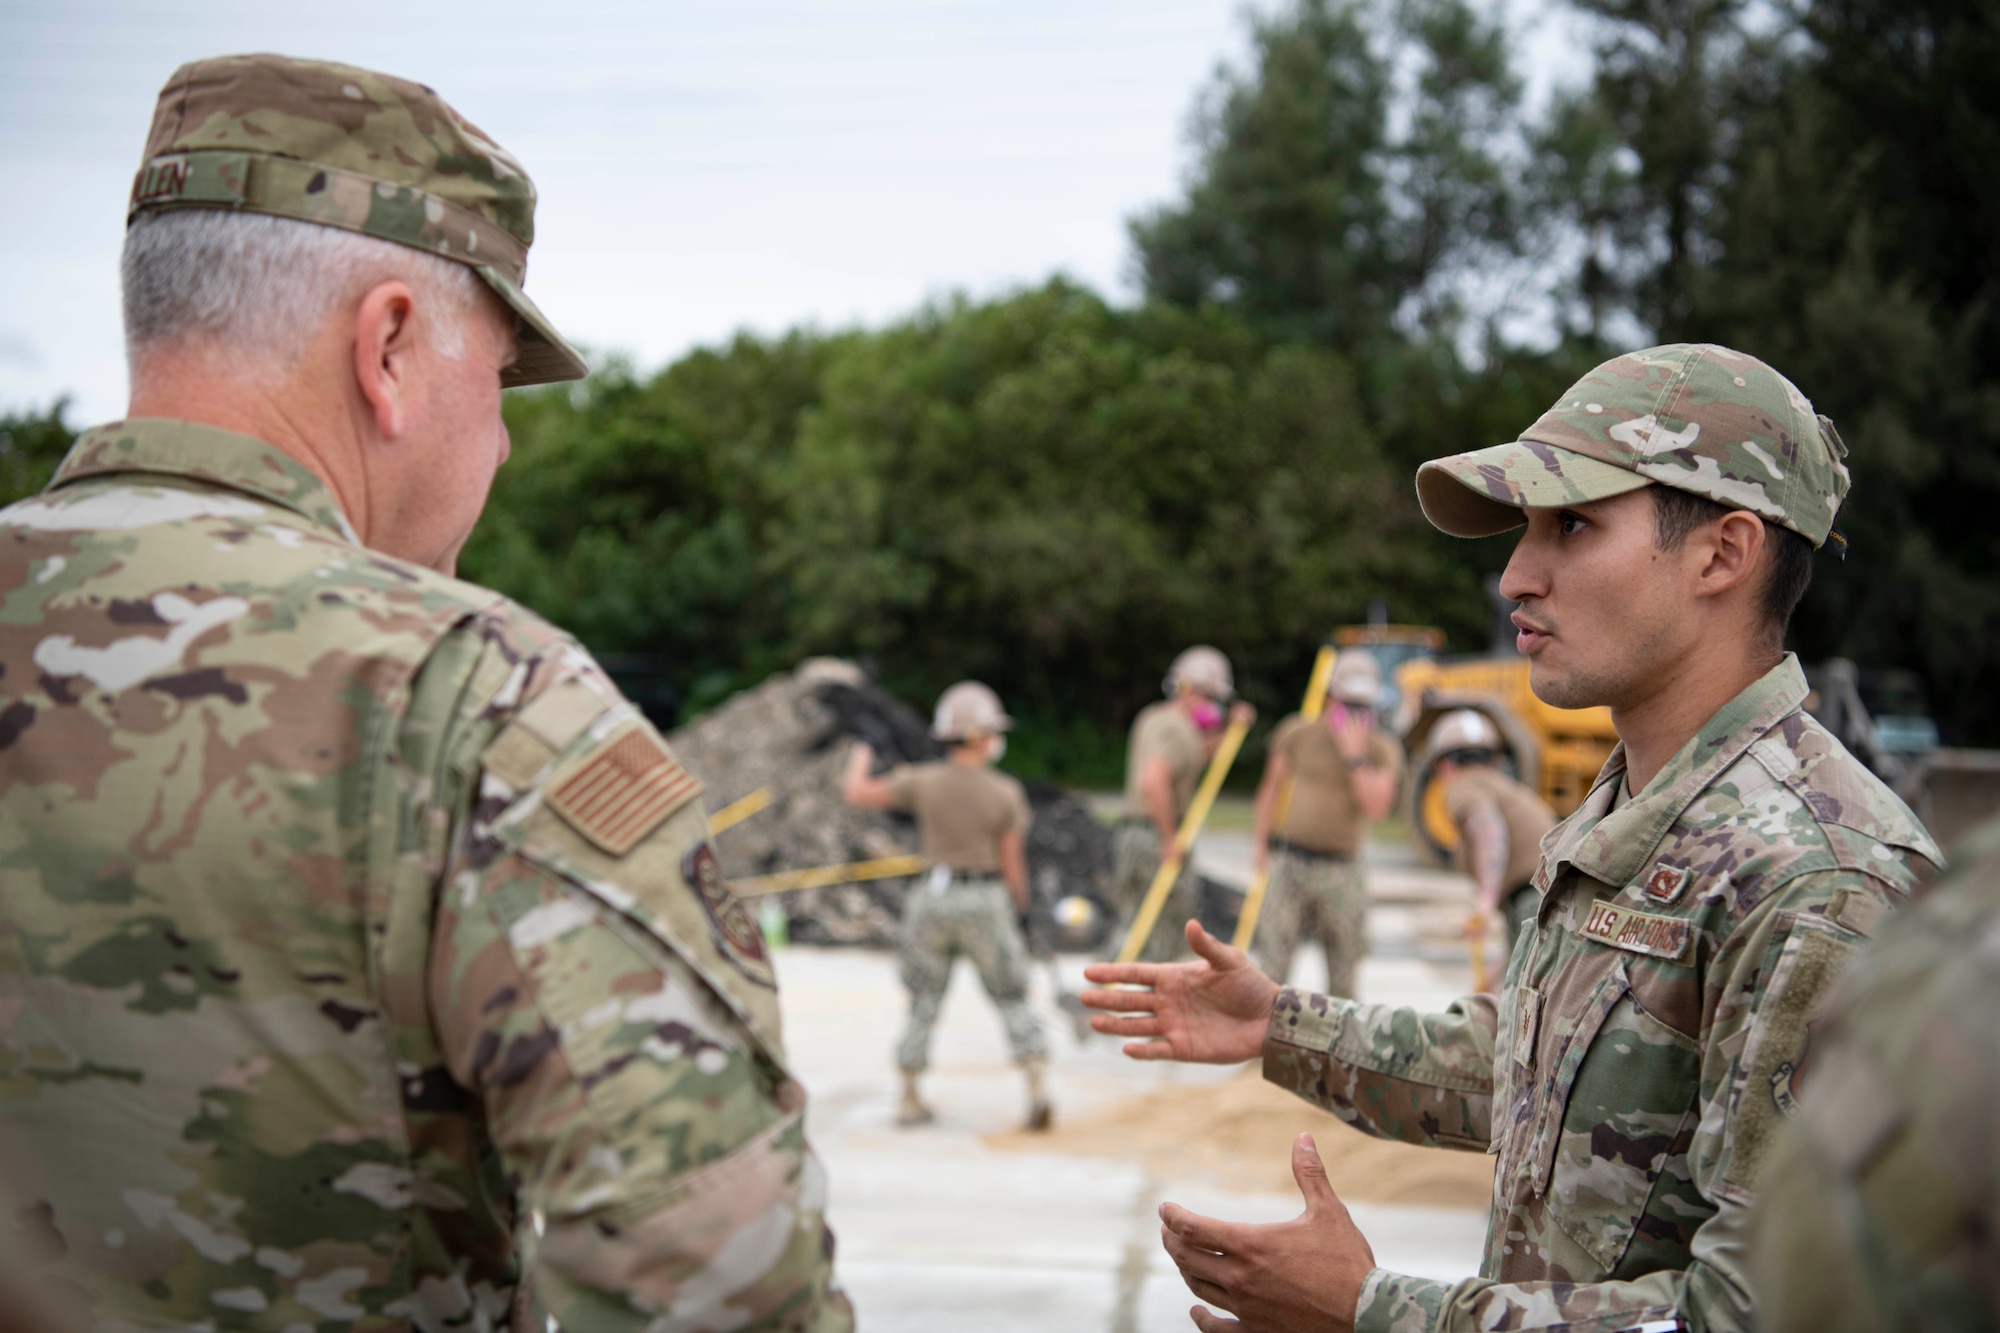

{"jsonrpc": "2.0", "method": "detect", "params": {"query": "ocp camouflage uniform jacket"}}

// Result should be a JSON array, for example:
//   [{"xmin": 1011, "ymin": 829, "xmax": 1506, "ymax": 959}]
[
  {"xmin": 1265, "ymin": 656, "xmax": 1941, "ymax": 1333},
  {"xmin": 0, "ymin": 420, "xmax": 853, "ymax": 1331},
  {"xmin": 1750, "ymin": 814, "xmax": 2000, "ymax": 1332}
]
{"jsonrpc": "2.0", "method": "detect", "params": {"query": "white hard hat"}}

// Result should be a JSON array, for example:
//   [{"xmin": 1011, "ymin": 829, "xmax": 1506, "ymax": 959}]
[
  {"xmin": 1432, "ymin": 709, "xmax": 1502, "ymax": 756},
  {"xmin": 933, "ymin": 680, "xmax": 1013, "ymax": 740},
  {"xmin": 1328, "ymin": 652, "xmax": 1383, "ymax": 707},
  {"xmin": 1166, "ymin": 645, "xmax": 1234, "ymax": 700}
]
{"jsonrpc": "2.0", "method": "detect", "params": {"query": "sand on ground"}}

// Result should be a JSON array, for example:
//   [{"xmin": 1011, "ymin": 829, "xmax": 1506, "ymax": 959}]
[{"xmin": 986, "ymin": 1064, "xmax": 1494, "ymax": 1209}]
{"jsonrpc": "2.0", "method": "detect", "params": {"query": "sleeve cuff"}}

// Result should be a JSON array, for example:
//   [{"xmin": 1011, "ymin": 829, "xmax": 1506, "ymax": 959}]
[
  {"xmin": 1261, "ymin": 985, "xmax": 1354, "ymax": 1104},
  {"xmin": 1354, "ymin": 1268, "xmax": 1452, "ymax": 1333},
  {"xmin": 1266, "ymin": 984, "xmax": 1348, "ymax": 1052}
]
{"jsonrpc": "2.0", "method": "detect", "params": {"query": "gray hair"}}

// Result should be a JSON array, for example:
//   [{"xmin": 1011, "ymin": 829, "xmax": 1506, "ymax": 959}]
[{"xmin": 122, "ymin": 210, "xmax": 486, "ymax": 374}]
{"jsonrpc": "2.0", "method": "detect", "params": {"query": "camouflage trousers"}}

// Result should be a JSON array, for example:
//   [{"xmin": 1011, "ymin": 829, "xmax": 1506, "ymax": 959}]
[
  {"xmin": 1108, "ymin": 822, "xmax": 1200, "ymax": 962},
  {"xmin": 1254, "ymin": 844, "xmax": 1366, "ymax": 997},
  {"xmin": 896, "ymin": 876, "xmax": 1046, "ymax": 1072}
]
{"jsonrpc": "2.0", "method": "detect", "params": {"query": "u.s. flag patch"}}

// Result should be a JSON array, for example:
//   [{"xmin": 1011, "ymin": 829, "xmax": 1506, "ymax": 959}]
[{"xmin": 546, "ymin": 724, "xmax": 702, "ymax": 856}]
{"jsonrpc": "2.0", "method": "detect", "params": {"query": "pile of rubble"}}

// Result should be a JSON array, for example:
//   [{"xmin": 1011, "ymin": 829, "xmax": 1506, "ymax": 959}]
[{"xmin": 668, "ymin": 659, "xmax": 1115, "ymax": 949}]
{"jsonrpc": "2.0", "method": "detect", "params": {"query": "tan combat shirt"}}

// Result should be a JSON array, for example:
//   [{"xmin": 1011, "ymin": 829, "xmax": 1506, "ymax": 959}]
[
  {"xmin": 1123, "ymin": 701, "xmax": 1205, "ymax": 824},
  {"xmin": 1444, "ymin": 767, "xmax": 1557, "ymax": 891},
  {"xmin": 885, "ymin": 762, "xmax": 1031, "ymax": 874},
  {"xmin": 0, "ymin": 421, "xmax": 851, "ymax": 1330},
  {"xmin": 1262, "ymin": 657, "xmax": 1941, "ymax": 1333},
  {"xmin": 1273, "ymin": 713, "xmax": 1404, "ymax": 855}
]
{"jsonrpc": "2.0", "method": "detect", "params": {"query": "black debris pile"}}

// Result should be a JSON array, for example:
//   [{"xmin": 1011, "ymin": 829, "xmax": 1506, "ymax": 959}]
[
  {"xmin": 668, "ymin": 659, "xmax": 1115, "ymax": 949},
  {"xmin": 811, "ymin": 680, "xmax": 940, "ymax": 767},
  {"xmin": 1021, "ymin": 780, "xmax": 1117, "ymax": 952}
]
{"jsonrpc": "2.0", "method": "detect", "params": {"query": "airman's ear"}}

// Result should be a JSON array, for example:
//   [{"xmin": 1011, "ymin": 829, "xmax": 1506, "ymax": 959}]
[
  {"xmin": 1695, "ymin": 509, "xmax": 1768, "ymax": 600},
  {"xmin": 351, "ymin": 279, "xmax": 419, "ymax": 440}
]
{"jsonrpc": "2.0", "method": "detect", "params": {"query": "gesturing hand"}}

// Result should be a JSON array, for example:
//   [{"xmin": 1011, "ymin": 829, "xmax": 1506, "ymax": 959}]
[
  {"xmin": 1160, "ymin": 1134, "xmax": 1378, "ymax": 1333},
  {"xmin": 1330, "ymin": 708, "xmax": 1373, "ymax": 763},
  {"xmin": 1080, "ymin": 921, "xmax": 1279, "ymax": 1065}
]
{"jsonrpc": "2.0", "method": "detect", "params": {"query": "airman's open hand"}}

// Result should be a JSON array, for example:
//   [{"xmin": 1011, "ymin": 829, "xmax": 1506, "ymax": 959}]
[{"xmin": 1080, "ymin": 921, "xmax": 1278, "ymax": 1064}]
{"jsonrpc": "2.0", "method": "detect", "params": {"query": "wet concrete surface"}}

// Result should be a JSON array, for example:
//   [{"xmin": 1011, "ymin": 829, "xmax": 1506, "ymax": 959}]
[{"xmin": 776, "ymin": 831, "xmax": 1498, "ymax": 1331}]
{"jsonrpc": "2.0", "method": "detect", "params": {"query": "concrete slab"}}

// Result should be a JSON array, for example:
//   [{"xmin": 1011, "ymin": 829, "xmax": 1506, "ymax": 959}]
[{"xmin": 773, "ymin": 924, "xmax": 1491, "ymax": 1332}]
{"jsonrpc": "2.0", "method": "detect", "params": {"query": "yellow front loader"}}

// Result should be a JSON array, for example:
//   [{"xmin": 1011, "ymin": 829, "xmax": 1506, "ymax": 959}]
[
  {"xmin": 1324, "ymin": 625, "xmax": 1616, "ymax": 865},
  {"xmin": 1391, "ymin": 648, "xmax": 1618, "ymax": 865}
]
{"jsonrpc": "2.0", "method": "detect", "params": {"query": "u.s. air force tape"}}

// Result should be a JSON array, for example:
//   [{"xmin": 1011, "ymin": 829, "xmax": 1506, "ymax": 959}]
[{"xmin": 1580, "ymin": 900, "xmax": 1693, "ymax": 962}]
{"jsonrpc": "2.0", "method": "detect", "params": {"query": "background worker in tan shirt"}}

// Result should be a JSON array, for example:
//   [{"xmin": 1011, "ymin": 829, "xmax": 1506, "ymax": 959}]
[
  {"xmin": 1249, "ymin": 653, "xmax": 1402, "ymax": 994},
  {"xmin": 844, "ymin": 681, "xmax": 1051, "ymax": 1130},
  {"xmin": 1113, "ymin": 646, "xmax": 1255, "ymax": 962},
  {"xmin": 1429, "ymin": 709, "xmax": 1558, "ymax": 963}
]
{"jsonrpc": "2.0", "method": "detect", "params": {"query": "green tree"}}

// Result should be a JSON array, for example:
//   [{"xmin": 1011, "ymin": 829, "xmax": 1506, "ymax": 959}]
[
  {"xmin": 458, "ymin": 283, "xmax": 1491, "ymax": 782},
  {"xmin": 1129, "ymin": 0, "xmax": 1524, "ymax": 354},
  {"xmin": 770, "ymin": 283, "xmax": 1476, "ymax": 726},
  {"xmin": 0, "ymin": 402, "xmax": 75, "ymax": 508},
  {"xmin": 465, "ymin": 335, "xmax": 838, "ymax": 713},
  {"xmin": 1679, "ymin": 0, "xmax": 2000, "ymax": 742}
]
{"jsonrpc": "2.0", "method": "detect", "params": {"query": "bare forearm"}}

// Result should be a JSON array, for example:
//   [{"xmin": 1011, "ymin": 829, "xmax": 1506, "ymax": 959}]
[
  {"xmin": 1463, "ymin": 806, "xmax": 1510, "ymax": 912},
  {"xmin": 842, "ymin": 743, "xmax": 895, "ymax": 809}
]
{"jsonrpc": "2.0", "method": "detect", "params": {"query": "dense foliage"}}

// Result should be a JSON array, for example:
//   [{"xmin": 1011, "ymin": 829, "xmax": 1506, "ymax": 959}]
[
  {"xmin": 464, "ymin": 291, "xmax": 1474, "ymax": 780},
  {"xmin": 9, "ymin": 0, "xmax": 1997, "ymax": 775},
  {"xmin": 0, "ymin": 401, "xmax": 73, "ymax": 511}
]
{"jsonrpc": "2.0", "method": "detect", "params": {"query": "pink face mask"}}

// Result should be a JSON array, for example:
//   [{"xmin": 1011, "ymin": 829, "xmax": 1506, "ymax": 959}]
[{"xmin": 1189, "ymin": 699, "xmax": 1223, "ymax": 731}]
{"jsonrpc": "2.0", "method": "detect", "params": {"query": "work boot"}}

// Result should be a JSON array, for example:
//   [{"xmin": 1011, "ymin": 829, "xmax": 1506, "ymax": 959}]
[
  {"xmin": 896, "ymin": 1071, "xmax": 935, "ymax": 1128},
  {"xmin": 1023, "ymin": 1058, "xmax": 1054, "ymax": 1132}
]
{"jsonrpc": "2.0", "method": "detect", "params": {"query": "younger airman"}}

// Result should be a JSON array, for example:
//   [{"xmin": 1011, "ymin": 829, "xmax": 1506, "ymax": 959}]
[
  {"xmin": 1248, "ymin": 653, "xmax": 1402, "ymax": 993},
  {"xmin": 1427, "ymin": 709, "xmax": 1558, "ymax": 966},
  {"xmin": 1113, "ymin": 646, "xmax": 1253, "ymax": 962},
  {"xmin": 844, "ymin": 682, "xmax": 1051, "ymax": 1130}
]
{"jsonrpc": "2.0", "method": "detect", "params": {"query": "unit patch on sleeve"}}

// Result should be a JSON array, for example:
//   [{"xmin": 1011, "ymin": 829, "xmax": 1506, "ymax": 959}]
[
  {"xmin": 1581, "ymin": 899, "xmax": 1693, "ymax": 962},
  {"xmin": 545, "ymin": 723, "xmax": 702, "ymax": 856},
  {"xmin": 684, "ymin": 841, "xmax": 776, "ymax": 990}
]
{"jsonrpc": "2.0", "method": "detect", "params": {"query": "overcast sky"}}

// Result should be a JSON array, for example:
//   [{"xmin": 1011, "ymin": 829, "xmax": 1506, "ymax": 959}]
[{"xmin": 1, "ymin": 0, "xmax": 1586, "ymax": 425}]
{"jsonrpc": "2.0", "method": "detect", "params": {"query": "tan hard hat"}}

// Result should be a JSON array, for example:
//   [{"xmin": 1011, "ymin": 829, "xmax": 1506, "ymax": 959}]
[
  {"xmin": 1328, "ymin": 653, "xmax": 1383, "ymax": 707},
  {"xmin": 1166, "ymin": 645, "xmax": 1234, "ymax": 700},
  {"xmin": 933, "ymin": 681, "xmax": 1013, "ymax": 740},
  {"xmin": 1432, "ymin": 709, "xmax": 1502, "ymax": 755}
]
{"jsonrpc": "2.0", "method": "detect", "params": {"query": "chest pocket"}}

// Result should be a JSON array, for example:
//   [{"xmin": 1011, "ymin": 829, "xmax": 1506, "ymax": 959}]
[{"xmin": 1504, "ymin": 948, "xmax": 1703, "ymax": 1273}]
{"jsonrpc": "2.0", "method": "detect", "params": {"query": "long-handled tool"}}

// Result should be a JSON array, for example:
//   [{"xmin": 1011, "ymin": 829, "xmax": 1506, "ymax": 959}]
[
  {"xmin": 1114, "ymin": 714, "xmax": 1252, "ymax": 963},
  {"xmin": 733, "ymin": 854, "xmax": 928, "ymax": 898},
  {"xmin": 1468, "ymin": 914, "xmax": 1492, "ymax": 993},
  {"xmin": 1231, "ymin": 646, "xmax": 1338, "ymax": 951},
  {"xmin": 709, "ymin": 786, "xmax": 773, "ymax": 835}
]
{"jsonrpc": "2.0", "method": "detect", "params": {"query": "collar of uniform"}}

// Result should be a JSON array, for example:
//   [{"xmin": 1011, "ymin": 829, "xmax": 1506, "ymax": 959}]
[
  {"xmin": 1550, "ymin": 654, "xmax": 1811, "ymax": 890},
  {"xmin": 50, "ymin": 418, "xmax": 360, "ymax": 544}
]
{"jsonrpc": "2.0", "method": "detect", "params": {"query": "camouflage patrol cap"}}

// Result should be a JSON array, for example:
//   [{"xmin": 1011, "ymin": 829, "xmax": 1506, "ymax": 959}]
[
  {"xmin": 129, "ymin": 53, "xmax": 586, "ymax": 387},
  {"xmin": 1416, "ymin": 343, "xmax": 1851, "ymax": 548}
]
